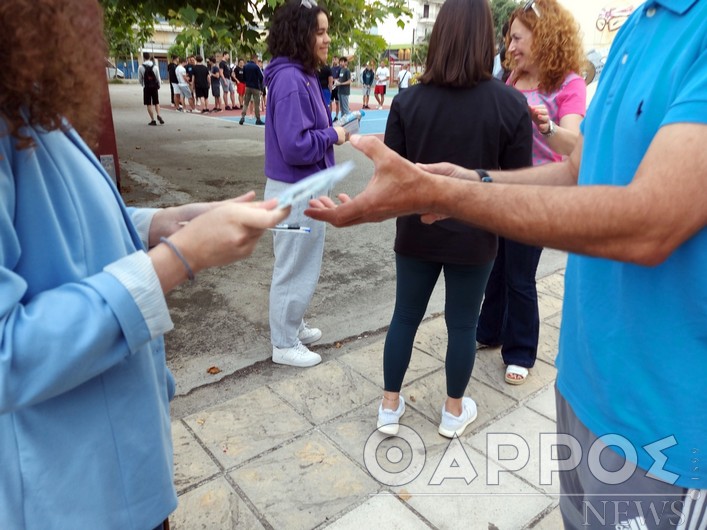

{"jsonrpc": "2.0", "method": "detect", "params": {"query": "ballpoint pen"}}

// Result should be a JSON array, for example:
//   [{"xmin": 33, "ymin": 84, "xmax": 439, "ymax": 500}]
[{"xmin": 269, "ymin": 224, "xmax": 312, "ymax": 233}]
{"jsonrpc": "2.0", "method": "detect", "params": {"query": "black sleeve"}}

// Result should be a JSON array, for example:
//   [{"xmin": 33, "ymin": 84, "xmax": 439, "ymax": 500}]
[
  {"xmin": 500, "ymin": 105, "xmax": 533, "ymax": 170},
  {"xmin": 383, "ymin": 97, "xmax": 406, "ymax": 159}
]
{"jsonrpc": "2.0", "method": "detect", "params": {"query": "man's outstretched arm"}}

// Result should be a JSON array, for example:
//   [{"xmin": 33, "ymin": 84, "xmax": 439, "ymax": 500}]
[{"xmin": 306, "ymin": 125, "xmax": 707, "ymax": 266}]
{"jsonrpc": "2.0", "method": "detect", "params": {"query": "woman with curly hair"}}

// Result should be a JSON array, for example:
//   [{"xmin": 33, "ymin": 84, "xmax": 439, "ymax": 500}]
[
  {"xmin": 0, "ymin": 1, "xmax": 286, "ymax": 527},
  {"xmin": 263, "ymin": 0, "xmax": 346, "ymax": 368},
  {"xmin": 476, "ymin": 0, "xmax": 587, "ymax": 385}
]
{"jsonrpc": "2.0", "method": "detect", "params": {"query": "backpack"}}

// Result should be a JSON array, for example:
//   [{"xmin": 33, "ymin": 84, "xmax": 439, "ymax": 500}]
[{"xmin": 143, "ymin": 63, "xmax": 159, "ymax": 89}]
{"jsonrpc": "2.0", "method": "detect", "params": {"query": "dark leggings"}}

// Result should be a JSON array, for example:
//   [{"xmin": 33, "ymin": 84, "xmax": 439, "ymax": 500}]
[{"xmin": 384, "ymin": 254, "xmax": 493, "ymax": 398}]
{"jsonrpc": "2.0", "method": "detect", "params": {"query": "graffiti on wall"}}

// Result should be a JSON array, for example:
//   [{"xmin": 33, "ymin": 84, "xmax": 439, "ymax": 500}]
[{"xmin": 594, "ymin": 2, "xmax": 635, "ymax": 45}]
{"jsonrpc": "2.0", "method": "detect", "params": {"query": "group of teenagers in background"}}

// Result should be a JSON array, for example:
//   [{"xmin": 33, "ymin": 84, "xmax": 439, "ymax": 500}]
[{"xmin": 163, "ymin": 52, "xmax": 267, "ymax": 119}]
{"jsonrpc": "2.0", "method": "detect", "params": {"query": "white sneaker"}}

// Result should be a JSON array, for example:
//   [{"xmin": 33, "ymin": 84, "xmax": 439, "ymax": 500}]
[
  {"xmin": 298, "ymin": 323, "xmax": 322, "ymax": 345},
  {"xmin": 272, "ymin": 341, "xmax": 321, "ymax": 368},
  {"xmin": 377, "ymin": 396, "xmax": 406, "ymax": 436},
  {"xmin": 438, "ymin": 397, "xmax": 478, "ymax": 438}
]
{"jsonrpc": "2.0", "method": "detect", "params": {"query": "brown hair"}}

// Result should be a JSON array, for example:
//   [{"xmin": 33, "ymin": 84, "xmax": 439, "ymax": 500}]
[
  {"xmin": 505, "ymin": 0, "xmax": 584, "ymax": 93},
  {"xmin": 0, "ymin": 0, "xmax": 106, "ymax": 149},
  {"xmin": 419, "ymin": 0, "xmax": 494, "ymax": 88}
]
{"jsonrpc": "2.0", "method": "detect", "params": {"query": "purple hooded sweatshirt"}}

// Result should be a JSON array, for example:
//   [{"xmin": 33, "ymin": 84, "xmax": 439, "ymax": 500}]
[{"xmin": 264, "ymin": 57, "xmax": 338, "ymax": 184}]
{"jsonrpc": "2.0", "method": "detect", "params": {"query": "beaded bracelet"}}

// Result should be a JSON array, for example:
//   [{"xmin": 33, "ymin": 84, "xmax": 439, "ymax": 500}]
[{"xmin": 159, "ymin": 237, "xmax": 195, "ymax": 281}]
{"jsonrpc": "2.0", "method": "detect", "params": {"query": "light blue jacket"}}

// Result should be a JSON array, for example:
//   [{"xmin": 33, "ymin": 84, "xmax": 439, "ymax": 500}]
[{"xmin": 0, "ymin": 121, "xmax": 177, "ymax": 529}]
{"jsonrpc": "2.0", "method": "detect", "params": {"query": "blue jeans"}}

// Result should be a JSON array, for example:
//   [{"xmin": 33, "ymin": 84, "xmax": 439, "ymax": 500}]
[
  {"xmin": 384, "ymin": 254, "xmax": 493, "ymax": 398},
  {"xmin": 476, "ymin": 237, "xmax": 542, "ymax": 368}
]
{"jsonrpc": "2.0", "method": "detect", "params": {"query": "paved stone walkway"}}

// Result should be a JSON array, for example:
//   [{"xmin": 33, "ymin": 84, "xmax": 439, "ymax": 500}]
[{"xmin": 169, "ymin": 270, "xmax": 566, "ymax": 530}]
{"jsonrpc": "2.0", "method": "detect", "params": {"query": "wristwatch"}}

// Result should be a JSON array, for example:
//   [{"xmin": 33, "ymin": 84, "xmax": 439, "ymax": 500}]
[{"xmin": 541, "ymin": 119, "xmax": 556, "ymax": 138}]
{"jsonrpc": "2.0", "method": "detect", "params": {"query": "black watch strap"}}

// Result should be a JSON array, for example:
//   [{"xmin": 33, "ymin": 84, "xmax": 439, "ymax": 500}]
[{"xmin": 476, "ymin": 169, "xmax": 493, "ymax": 183}]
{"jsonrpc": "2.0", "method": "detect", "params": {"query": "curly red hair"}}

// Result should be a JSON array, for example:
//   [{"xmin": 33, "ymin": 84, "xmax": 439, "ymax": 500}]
[
  {"xmin": 0, "ymin": 0, "xmax": 106, "ymax": 149},
  {"xmin": 504, "ymin": 0, "xmax": 584, "ymax": 93}
]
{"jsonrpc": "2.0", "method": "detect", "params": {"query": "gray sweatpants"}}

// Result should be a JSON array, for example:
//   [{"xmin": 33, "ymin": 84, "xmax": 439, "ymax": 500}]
[
  {"xmin": 555, "ymin": 388, "xmax": 705, "ymax": 529},
  {"xmin": 264, "ymin": 177, "xmax": 327, "ymax": 348}
]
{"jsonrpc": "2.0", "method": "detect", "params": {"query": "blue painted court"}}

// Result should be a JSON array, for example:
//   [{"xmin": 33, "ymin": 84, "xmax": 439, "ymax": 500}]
[{"xmin": 218, "ymin": 108, "xmax": 390, "ymax": 136}]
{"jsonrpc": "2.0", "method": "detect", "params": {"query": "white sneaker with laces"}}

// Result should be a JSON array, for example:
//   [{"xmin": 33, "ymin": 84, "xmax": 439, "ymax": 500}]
[
  {"xmin": 438, "ymin": 397, "xmax": 478, "ymax": 438},
  {"xmin": 272, "ymin": 341, "xmax": 321, "ymax": 368},
  {"xmin": 377, "ymin": 396, "xmax": 406, "ymax": 436},
  {"xmin": 298, "ymin": 323, "xmax": 322, "ymax": 345}
]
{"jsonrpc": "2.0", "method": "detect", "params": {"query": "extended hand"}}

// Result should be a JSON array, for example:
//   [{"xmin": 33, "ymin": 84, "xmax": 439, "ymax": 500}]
[
  {"xmin": 529, "ymin": 104, "xmax": 551, "ymax": 133},
  {"xmin": 305, "ymin": 135, "xmax": 438, "ymax": 226},
  {"xmin": 168, "ymin": 199, "xmax": 288, "ymax": 272},
  {"xmin": 149, "ymin": 191, "xmax": 258, "ymax": 246}
]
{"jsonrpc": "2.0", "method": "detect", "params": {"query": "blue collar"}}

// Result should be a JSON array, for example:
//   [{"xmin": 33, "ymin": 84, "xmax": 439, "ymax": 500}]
[{"xmin": 648, "ymin": 0, "xmax": 699, "ymax": 15}]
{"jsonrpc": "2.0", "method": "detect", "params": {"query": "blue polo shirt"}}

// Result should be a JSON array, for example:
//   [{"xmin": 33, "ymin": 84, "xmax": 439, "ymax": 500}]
[{"xmin": 556, "ymin": 0, "xmax": 707, "ymax": 490}]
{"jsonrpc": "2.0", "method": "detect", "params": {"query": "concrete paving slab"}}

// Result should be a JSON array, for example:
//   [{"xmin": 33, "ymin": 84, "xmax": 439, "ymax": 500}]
[
  {"xmin": 536, "ymin": 271, "xmax": 566, "ymax": 300},
  {"xmin": 337, "ymin": 336, "xmax": 444, "ymax": 388},
  {"xmin": 402, "ymin": 374, "xmax": 516, "ymax": 434},
  {"xmin": 538, "ymin": 291, "xmax": 564, "ymax": 322},
  {"xmin": 526, "ymin": 386, "xmax": 558, "ymax": 422},
  {"xmin": 536, "ymin": 322, "xmax": 561, "ymax": 365},
  {"xmin": 325, "ymin": 494, "xmax": 430, "ymax": 529},
  {"xmin": 469, "ymin": 407, "xmax": 561, "ymax": 496},
  {"xmin": 170, "ymin": 477, "xmax": 264, "ymax": 530},
  {"xmin": 320, "ymin": 401, "xmax": 448, "ymax": 474},
  {"xmin": 392, "ymin": 444, "xmax": 554, "ymax": 530},
  {"xmin": 171, "ymin": 420, "xmax": 221, "ymax": 494},
  {"xmin": 269, "ymin": 360, "xmax": 381, "ymax": 425},
  {"xmin": 183, "ymin": 386, "xmax": 312, "ymax": 469},
  {"xmin": 532, "ymin": 505, "xmax": 564, "ymax": 529},
  {"xmin": 230, "ymin": 431, "xmax": 380, "ymax": 529}
]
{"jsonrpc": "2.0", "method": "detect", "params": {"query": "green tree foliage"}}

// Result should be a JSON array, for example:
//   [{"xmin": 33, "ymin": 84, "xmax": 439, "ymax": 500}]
[
  {"xmin": 99, "ymin": 0, "xmax": 410, "ymax": 63},
  {"xmin": 491, "ymin": 0, "xmax": 521, "ymax": 44}
]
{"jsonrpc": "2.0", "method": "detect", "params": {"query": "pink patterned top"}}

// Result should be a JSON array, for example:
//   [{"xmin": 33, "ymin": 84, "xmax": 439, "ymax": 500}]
[{"xmin": 508, "ymin": 72, "xmax": 586, "ymax": 165}]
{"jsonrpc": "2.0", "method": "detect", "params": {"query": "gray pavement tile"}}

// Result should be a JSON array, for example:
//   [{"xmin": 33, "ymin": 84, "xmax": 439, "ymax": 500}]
[
  {"xmin": 230, "ymin": 431, "xmax": 379, "ymax": 530},
  {"xmin": 411, "ymin": 316, "xmax": 448, "ymax": 361},
  {"xmin": 536, "ymin": 322, "xmax": 560, "ymax": 365},
  {"xmin": 170, "ymin": 477, "xmax": 264, "ymax": 530},
  {"xmin": 469, "ymin": 407, "xmax": 560, "ymax": 495},
  {"xmin": 402, "ymin": 374, "xmax": 516, "ymax": 434},
  {"xmin": 531, "ymin": 505, "xmax": 563, "ymax": 529},
  {"xmin": 545, "ymin": 311, "xmax": 562, "ymax": 330},
  {"xmin": 338, "ymin": 337, "xmax": 444, "ymax": 388},
  {"xmin": 324, "ymin": 494, "xmax": 430, "ymax": 529},
  {"xmin": 536, "ymin": 271, "xmax": 565, "ymax": 300},
  {"xmin": 171, "ymin": 420, "xmax": 221, "ymax": 494},
  {"xmin": 320, "ymin": 401, "xmax": 449, "ymax": 474},
  {"xmin": 392, "ymin": 443, "xmax": 554, "ymax": 530},
  {"xmin": 183, "ymin": 386, "xmax": 311, "ymax": 469},
  {"xmin": 269, "ymin": 360, "xmax": 381, "ymax": 425},
  {"xmin": 538, "ymin": 291, "xmax": 564, "ymax": 322},
  {"xmin": 471, "ymin": 351, "xmax": 556, "ymax": 402},
  {"xmin": 526, "ymin": 386, "xmax": 557, "ymax": 422}
]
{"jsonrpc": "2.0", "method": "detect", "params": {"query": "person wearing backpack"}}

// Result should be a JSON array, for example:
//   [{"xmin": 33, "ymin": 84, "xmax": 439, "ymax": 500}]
[{"xmin": 138, "ymin": 51, "xmax": 164, "ymax": 126}]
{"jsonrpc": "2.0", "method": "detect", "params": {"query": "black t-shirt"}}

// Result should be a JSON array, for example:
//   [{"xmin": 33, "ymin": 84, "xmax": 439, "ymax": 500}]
[
  {"xmin": 385, "ymin": 81, "xmax": 533, "ymax": 265},
  {"xmin": 185, "ymin": 63, "xmax": 195, "ymax": 82},
  {"xmin": 168, "ymin": 62, "xmax": 178, "ymax": 83},
  {"xmin": 192, "ymin": 64, "xmax": 210, "ymax": 89},
  {"xmin": 318, "ymin": 65, "xmax": 332, "ymax": 89},
  {"xmin": 219, "ymin": 60, "xmax": 231, "ymax": 79},
  {"xmin": 234, "ymin": 66, "xmax": 245, "ymax": 83}
]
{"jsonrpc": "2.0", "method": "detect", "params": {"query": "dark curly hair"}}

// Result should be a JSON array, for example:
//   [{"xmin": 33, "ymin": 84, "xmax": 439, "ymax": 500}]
[
  {"xmin": 0, "ymin": 0, "xmax": 106, "ymax": 150},
  {"xmin": 505, "ymin": 0, "xmax": 584, "ymax": 93},
  {"xmin": 266, "ymin": 0, "xmax": 328, "ymax": 73}
]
